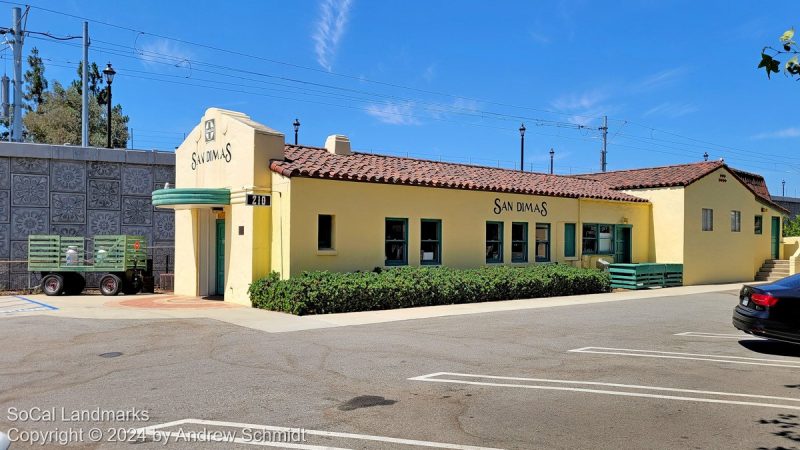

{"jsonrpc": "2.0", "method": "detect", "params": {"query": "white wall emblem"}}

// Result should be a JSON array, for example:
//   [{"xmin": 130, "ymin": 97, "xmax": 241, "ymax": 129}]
[{"xmin": 204, "ymin": 119, "xmax": 216, "ymax": 142}]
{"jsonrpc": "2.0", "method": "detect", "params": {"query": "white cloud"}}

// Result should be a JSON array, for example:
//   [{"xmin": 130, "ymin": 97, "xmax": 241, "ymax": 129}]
[
  {"xmin": 635, "ymin": 67, "xmax": 687, "ymax": 92},
  {"xmin": 422, "ymin": 64, "xmax": 436, "ymax": 83},
  {"xmin": 424, "ymin": 97, "xmax": 481, "ymax": 121},
  {"xmin": 643, "ymin": 101, "xmax": 698, "ymax": 118},
  {"xmin": 529, "ymin": 31, "xmax": 550, "ymax": 44},
  {"xmin": 550, "ymin": 90, "xmax": 607, "ymax": 111},
  {"xmin": 312, "ymin": 0, "xmax": 353, "ymax": 72},
  {"xmin": 136, "ymin": 38, "xmax": 192, "ymax": 68},
  {"xmin": 550, "ymin": 90, "xmax": 610, "ymax": 126},
  {"xmin": 365, "ymin": 101, "xmax": 420, "ymax": 125},
  {"xmin": 752, "ymin": 127, "xmax": 800, "ymax": 140}
]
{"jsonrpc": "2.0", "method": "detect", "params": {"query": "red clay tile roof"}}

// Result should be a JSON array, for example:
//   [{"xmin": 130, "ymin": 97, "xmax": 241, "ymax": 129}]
[
  {"xmin": 574, "ymin": 161, "xmax": 789, "ymax": 214},
  {"xmin": 573, "ymin": 161, "xmax": 725, "ymax": 189},
  {"xmin": 270, "ymin": 145, "xmax": 648, "ymax": 203},
  {"xmin": 730, "ymin": 168, "xmax": 771, "ymax": 201}
]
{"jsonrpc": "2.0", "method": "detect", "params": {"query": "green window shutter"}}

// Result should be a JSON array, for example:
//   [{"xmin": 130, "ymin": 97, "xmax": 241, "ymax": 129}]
[{"xmin": 564, "ymin": 223, "xmax": 576, "ymax": 258}]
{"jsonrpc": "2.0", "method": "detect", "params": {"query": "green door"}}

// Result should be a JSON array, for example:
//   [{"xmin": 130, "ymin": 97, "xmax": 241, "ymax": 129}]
[
  {"xmin": 614, "ymin": 225, "xmax": 632, "ymax": 263},
  {"xmin": 771, "ymin": 217, "xmax": 781, "ymax": 260},
  {"xmin": 215, "ymin": 219, "xmax": 225, "ymax": 295}
]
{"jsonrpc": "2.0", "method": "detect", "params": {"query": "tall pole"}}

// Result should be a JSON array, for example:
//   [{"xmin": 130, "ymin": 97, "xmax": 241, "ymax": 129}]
[
  {"xmin": 106, "ymin": 83, "xmax": 112, "ymax": 148},
  {"xmin": 81, "ymin": 21, "xmax": 89, "ymax": 147},
  {"xmin": 519, "ymin": 123, "xmax": 526, "ymax": 172},
  {"xmin": 10, "ymin": 7, "xmax": 23, "ymax": 142},
  {"xmin": 549, "ymin": 148, "xmax": 554, "ymax": 174},
  {"xmin": 783, "ymin": 179, "xmax": 786, "ymax": 197},
  {"xmin": 600, "ymin": 115, "xmax": 608, "ymax": 172}
]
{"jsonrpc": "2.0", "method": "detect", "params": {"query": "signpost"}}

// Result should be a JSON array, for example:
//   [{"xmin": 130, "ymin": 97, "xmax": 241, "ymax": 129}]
[{"xmin": 246, "ymin": 194, "xmax": 271, "ymax": 206}]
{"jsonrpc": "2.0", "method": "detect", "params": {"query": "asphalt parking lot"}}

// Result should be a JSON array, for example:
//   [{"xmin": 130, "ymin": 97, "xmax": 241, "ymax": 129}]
[{"xmin": 2, "ymin": 289, "xmax": 800, "ymax": 449}]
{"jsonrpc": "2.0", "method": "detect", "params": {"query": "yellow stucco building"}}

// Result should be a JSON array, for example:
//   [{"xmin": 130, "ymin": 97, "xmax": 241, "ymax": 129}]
[{"xmin": 153, "ymin": 108, "xmax": 788, "ymax": 304}]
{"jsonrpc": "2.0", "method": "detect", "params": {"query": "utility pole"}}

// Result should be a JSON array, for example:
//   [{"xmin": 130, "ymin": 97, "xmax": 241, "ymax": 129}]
[
  {"xmin": 81, "ymin": 21, "xmax": 89, "ymax": 147},
  {"xmin": 782, "ymin": 179, "xmax": 786, "ymax": 197},
  {"xmin": 10, "ymin": 7, "xmax": 23, "ymax": 142},
  {"xmin": 599, "ymin": 115, "xmax": 608, "ymax": 172}
]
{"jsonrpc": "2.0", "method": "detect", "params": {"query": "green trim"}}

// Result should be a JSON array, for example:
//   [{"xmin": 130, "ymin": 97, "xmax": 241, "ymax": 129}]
[
  {"xmin": 215, "ymin": 219, "xmax": 225, "ymax": 295},
  {"xmin": 486, "ymin": 221, "xmax": 504, "ymax": 263},
  {"xmin": 771, "ymin": 216, "xmax": 781, "ymax": 259},
  {"xmin": 420, "ymin": 219, "xmax": 442, "ymax": 266},
  {"xmin": 511, "ymin": 222, "xmax": 528, "ymax": 263},
  {"xmin": 614, "ymin": 224, "xmax": 633, "ymax": 264},
  {"xmin": 582, "ymin": 223, "xmax": 615, "ymax": 255},
  {"xmin": 385, "ymin": 218, "xmax": 408, "ymax": 266},
  {"xmin": 535, "ymin": 223, "xmax": 551, "ymax": 262},
  {"xmin": 564, "ymin": 223, "xmax": 576, "ymax": 258},
  {"xmin": 152, "ymin": 188, "xmax": 230, "ymax": 207}
]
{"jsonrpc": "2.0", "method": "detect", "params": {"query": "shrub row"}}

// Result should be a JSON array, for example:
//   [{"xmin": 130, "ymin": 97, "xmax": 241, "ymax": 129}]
[{"xmin": 248, "ymin": 265, "xmax": 611, "ymax": 315}]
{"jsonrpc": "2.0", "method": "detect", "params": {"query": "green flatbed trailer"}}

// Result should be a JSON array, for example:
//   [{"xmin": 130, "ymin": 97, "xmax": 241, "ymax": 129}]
[{"xmin": 28, "ymin": 235, "xmax": 153, "ymax": 296}]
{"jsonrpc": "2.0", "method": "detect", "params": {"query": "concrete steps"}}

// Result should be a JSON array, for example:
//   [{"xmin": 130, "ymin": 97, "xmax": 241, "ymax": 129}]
[{"xmin": 755, "ymin": 259, "xmax": 790, "ymax": 282}]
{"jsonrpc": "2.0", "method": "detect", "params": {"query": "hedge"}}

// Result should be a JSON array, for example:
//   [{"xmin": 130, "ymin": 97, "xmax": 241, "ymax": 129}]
[{"xmin": 248, "ymin": 265, "xmax": 611, "ymax": 315}]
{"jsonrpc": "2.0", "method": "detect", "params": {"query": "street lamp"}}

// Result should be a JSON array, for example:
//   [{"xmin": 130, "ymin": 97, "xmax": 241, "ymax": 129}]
[
  {"xmin": 519, "ymin": 123, "xmax": 526, "ymax": 172},
  {"xmin": 293, "ymin": 118, "xmax": 300, "ymax": 145},
  {"xmin": 102, "ymin": 63, "xmax": 116, "ymax": 149},
  {"xmin": 703, "ymin": 151, "xmax": 709, "ymax": 162},
  {"xmin": 549, "ymin": 147, "xmax": 555, "ymax": 174}
]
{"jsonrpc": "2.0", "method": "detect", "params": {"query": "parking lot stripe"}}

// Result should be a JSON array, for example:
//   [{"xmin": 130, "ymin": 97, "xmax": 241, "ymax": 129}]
[
  {"xmin": 15, "ymin": 296, "xmax": 58, "ymax": 311},
  {"xmin": 568, "ymin": 347, "xmax": 800, "ymax": 368},
  {"xmin": 410, "ymin": 372, "xmax": 800, "ymax": 411},
  {"xmin": 137, "ymin": 418, "xmax": 504, "ymax": 450},
  {"xmin": 674, "ymin": 332, "xmax": 761, "ymax": 339}
]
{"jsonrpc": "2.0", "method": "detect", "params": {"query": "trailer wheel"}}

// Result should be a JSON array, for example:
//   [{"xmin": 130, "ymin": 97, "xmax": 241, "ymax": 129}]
[
  {"xmin": 64, "ymin": 273, "xmax": 86, "ymax": 295},
  {"xmin": 122, "ymin": 277, "xmax": 142, "ymax": 295},
  {"xmin": 100, "ymin": 274, "xmax": 122, "ymax": 296},
  {"xmin": 41, "ymin": 274, "xmax": 65, "ymax": 296}
]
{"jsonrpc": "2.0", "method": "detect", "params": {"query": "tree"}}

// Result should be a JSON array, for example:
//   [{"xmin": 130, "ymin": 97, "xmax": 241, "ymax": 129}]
[
  {"xmin": 21, "ymin": 52, "xmax": 129, "ymax": 147},
  {"xmin": 23, "ymin": 47, "xmax": 47, "ymax": 109},
  {"xmin": 23, "ymin": 80, "xmax": 129, "ymax": 147},
  {"xmin": 70, "ymin": 61, "xmax": 105, "ymax": 99},
  {"xmin": 758, "ymin": 28, "xmax": 800, "ymax": 79},
  {"xmin": 785, "ymin": 216, "xmax": 800, "ymax": 237}
]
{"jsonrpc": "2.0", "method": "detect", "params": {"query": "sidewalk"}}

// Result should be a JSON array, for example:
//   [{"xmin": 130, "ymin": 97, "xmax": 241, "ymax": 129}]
[{"xmin": 16, "ymin": 283, "xmax": 743, "ymax": 333}]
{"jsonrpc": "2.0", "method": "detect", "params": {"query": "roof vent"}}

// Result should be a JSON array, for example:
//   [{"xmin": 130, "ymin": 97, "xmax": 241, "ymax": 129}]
[{"xmin": 325, "ymin": 134, "xmax": 351, "ymax": 156}]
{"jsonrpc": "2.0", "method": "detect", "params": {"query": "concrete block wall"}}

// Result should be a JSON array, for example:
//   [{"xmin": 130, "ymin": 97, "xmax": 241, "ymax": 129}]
[{"xmin": 0, "ymin": 142, "xmax": 176, "ymax": 290}]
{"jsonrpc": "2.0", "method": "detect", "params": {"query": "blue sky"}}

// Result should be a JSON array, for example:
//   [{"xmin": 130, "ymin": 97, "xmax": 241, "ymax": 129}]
[{"xmin": 6, "ymin": 0, "xmax": 800, "ymax": 195}]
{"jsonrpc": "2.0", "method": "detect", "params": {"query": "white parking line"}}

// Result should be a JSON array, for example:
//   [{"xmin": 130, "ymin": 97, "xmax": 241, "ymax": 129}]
[
  {"xmin": 674, "ymin": 331, "xmax": 763, "ymax": 340},
  {"xmin": 410, "ymin": 372, "xmax": 800, "ymax": 411},
  {"xmin": 136, "ymin": 418, "xmax": 503, "ymax": 450},
  {"xmin": 569, "ymin": 346, "xmax": 800, "ymax": 368}
]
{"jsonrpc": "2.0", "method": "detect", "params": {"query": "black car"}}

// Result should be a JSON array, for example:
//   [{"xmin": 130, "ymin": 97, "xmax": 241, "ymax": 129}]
[{"xmin": 733, "ymin": 274, "xmax": 800, "ymax": 343}]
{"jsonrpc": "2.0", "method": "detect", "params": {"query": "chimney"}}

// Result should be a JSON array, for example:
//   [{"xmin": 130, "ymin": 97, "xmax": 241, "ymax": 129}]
[{"xmin": 325, "ymin": 134, "xmax": 351, "ymax": 156}]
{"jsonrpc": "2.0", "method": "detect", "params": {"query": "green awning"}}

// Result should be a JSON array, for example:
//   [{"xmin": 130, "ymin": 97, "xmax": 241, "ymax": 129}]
[{"xmin": 152, "ymin": 188, "xmax": 230, "ymax": 209}]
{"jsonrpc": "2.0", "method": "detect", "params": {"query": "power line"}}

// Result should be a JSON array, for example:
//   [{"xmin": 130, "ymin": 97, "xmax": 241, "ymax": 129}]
[
  {"xmin": 50, "ymin": 36, "xmax": 594, "ymax": 131},
  {"xmin": 14, "ymin": 1, "xmax": 799, "ymax": 179},
  {"xmin": 0, "ymin": 0, "xmax": 609, "ymax": 123}
]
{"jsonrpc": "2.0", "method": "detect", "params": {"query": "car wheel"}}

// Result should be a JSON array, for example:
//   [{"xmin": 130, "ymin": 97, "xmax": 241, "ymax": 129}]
[{"xmin": 100, "ymin": 274, "xmax": 122, "ymax": 296}]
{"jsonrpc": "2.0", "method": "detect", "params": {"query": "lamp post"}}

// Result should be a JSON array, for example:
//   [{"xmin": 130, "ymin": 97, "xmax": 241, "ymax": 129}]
[
  {"xmin": 549, "ymin": 147, "xmax": 555, "ymax": 174},
  {"xmin": 703, "ymin": 151, "xmax": 709, "ymax": 162},
  {"xmin": 783, "ymin": 179, "xmax": 786, "ymax": 197},
  {"xmin": 519, "ymin": 123, "xmax": 526, "ymax": 172},
  {"xmin": 293, "ymin": 118, "xmax": 300, "ymax": 145},
  {"xmin": 102, "ymin": 63, "xmax": 116, "ymax": 149}
]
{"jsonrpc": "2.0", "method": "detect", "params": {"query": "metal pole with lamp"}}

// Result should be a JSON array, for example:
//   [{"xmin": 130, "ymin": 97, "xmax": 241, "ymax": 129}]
[
  {"xmin": 293, "ymin": 118, "xmax": 300, "ymax": 145},
  {"xmin": 102, "ymin": 63, "xmax": 116, "ymax": 148},
  {"xmin": 519, "ymin": 123, "xmax": 526, "ymax": 172}
]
